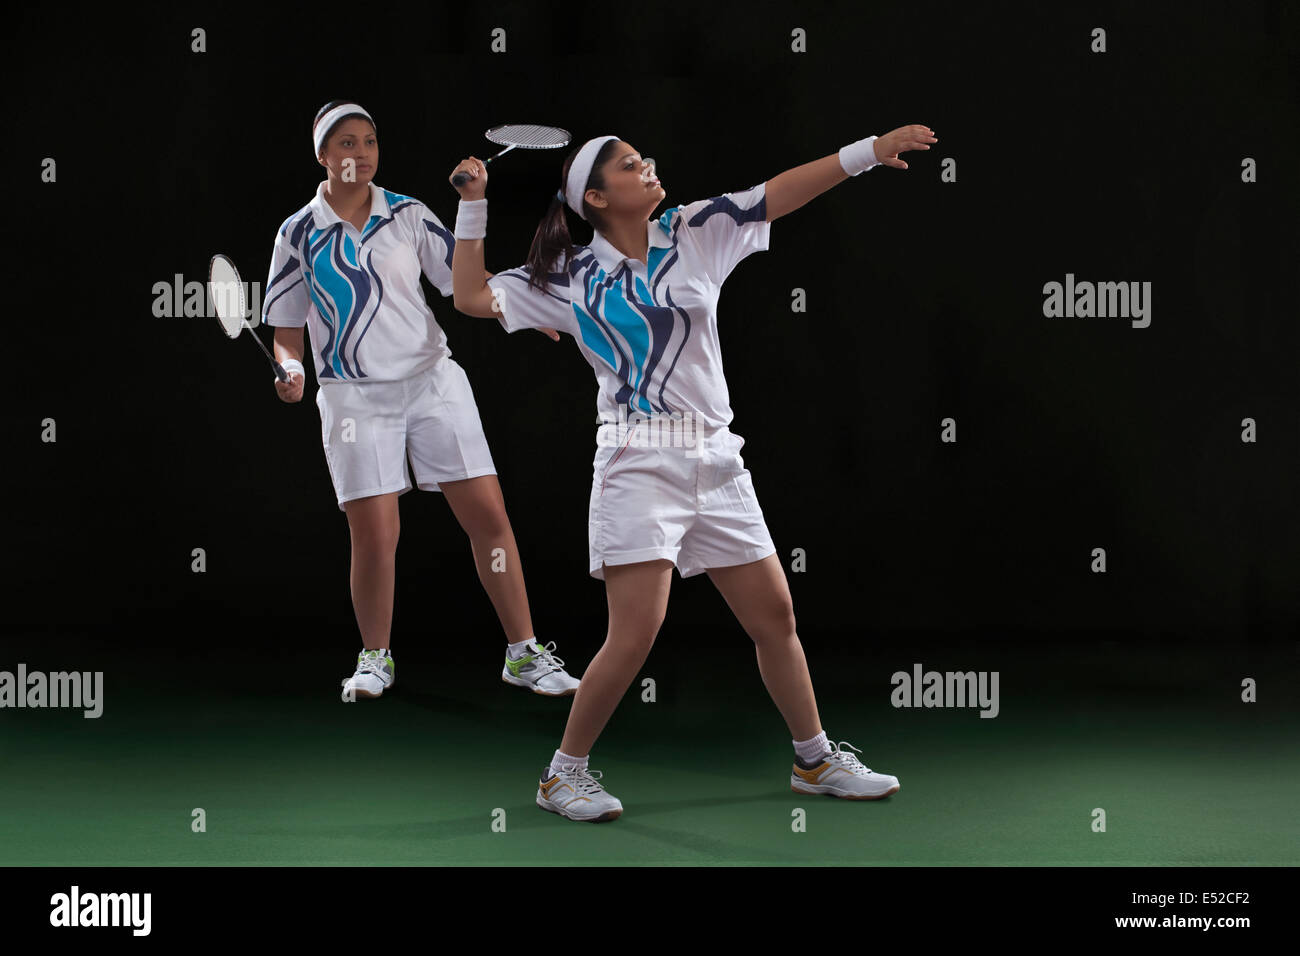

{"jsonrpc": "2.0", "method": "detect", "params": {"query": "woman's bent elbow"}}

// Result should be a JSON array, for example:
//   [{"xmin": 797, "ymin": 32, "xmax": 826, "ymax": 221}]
[{"xmin": 454, "ymin": 292, "xmax": 492, "ymax": 318}]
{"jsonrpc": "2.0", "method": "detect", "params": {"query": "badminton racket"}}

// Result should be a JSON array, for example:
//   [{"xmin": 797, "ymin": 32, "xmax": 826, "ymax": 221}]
[
  {"xmin": 208, "ymin": 254, "xmax": 290, "ymax": 383},
  {"xmin": 451, "ymin": 123, "xmax": 571, "ymax": 187}
]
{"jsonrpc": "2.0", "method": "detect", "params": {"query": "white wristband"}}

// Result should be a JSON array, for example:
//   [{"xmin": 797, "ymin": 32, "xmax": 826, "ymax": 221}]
[
  {"xmin": 839, "ymin": 135, "xmax": 881, "ymax": 176},
  {"xmin": 455, "ymin": 198, "xmax": 487, "ymax": 240},
  {"xmin": 280, "ymin": 358, "xmax": 305, "ymax": 380}
]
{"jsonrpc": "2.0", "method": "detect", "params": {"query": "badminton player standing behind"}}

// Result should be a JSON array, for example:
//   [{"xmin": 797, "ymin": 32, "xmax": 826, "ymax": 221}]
[
  {"xmin": 448, "ymin": 125, "xmax": 936, "ymax": 821},
  {"xmin": 263, "ymin": 100, "xmax": 583, "ymax": 701}
]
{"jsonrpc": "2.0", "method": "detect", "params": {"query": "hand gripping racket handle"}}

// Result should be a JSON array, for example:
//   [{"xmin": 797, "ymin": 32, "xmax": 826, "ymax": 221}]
[
  {"xmin": 452, "ymin": 157, "xmax": 492, "ymax": 189},
  {"xmin": 272, "ymin": 360, "xmax": 289, "ymax": 383},
  {"xmin": 452, "ymin": 144, "xmax": 517, "ymax": 188}
]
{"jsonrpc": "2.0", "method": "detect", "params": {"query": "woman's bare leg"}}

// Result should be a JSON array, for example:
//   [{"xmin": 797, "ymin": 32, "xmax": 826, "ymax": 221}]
[
  {"xmin": 342, "ymin": 492, "xmax": 401, "ymax": 649},
  {"xmin": 558, "ymin": 559, "xmax": 674, "ymax": 757},
  {"xmin": 706, "ymin": 552, "xmax": 822, "ymax": 741},
  {"xmin": 439, "ymin": 475, "xmax": 533, "ymax": 644}
]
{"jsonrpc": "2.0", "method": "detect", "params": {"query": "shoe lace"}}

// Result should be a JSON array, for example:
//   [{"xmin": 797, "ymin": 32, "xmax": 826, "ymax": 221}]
[
  {"xmin": 355, "ymin": 652, "xmax": 389, "ymax": 677},
  {"xmin": 531, "ymin": 640, "xmax": 566, "ymax": 675},
  {"xmin": 555, "ymin": 763, "xmax": 604, "ymax": 795},
  {"xmin": 827, "ymin": 740, "xmax": 872, "ymax": 775}
]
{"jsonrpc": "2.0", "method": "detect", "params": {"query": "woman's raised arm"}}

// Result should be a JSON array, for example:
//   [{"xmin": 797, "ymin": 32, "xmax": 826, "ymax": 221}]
[
  {"xmin": 449, "ymin": 156, "xmax": 499, "ymax": 318},
  {"xmin": 763, "ymin": 125, "xmax": 937, "ymax": 222}
]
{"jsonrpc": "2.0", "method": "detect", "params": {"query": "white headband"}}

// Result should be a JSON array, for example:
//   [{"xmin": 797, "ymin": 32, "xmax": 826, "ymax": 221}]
[
  {"xmin": 562, "ymin": 134, "xmax": 619, "ymax": 219},
  {"xmin": 313, "ymin": 104, "xmax": 375, "ymax": 157}
]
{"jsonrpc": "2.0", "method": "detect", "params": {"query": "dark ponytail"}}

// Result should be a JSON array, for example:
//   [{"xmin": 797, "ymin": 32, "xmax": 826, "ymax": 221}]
[{"xmin": 524, "ymin": 138, "xmax": 619, "ymax": 294}]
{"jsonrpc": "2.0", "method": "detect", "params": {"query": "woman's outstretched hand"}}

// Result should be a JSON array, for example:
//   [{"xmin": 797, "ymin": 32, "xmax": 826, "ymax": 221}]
[
  {"xmin": 872, "ymin": 125, "xmax": 938, "ymax": 170},
  {"xmin": 451, "ymin": 156, "xmax": 488, "ymax": 199}
]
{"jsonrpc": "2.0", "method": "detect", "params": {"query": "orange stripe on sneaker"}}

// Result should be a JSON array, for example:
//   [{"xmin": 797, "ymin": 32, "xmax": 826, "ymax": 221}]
[{"xmin": 793, "ymin": 762, "xmax": 830, "ymax": 784}]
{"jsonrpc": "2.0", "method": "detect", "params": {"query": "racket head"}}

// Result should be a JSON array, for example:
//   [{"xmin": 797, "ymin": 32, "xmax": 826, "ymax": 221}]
[
  {"xmin": 483, "ymin": 124, "xmax": 571, "ymax": 149},
  {"xmin": 207, "ymin": 254, "xmax": 246, "ymax": 338}
]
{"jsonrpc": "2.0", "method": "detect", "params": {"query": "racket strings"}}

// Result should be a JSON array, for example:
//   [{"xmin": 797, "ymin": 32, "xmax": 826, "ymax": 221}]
[
  {"xmin": 208, "ymin": 256, "xmax": 248, "ymax": 338},
  {"xmin": 485, "ymin": 124, "xmax": 571, "ymax": 149}
]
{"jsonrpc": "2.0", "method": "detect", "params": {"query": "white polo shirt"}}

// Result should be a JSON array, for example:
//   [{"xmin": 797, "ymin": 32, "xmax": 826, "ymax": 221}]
[
  {"xmin": 486, "ymin": 182, "xmax": 770, "ymax": 430},
  {"xmin": 262, "ymin": 180, "xmax": 458, "ymax": 384}
]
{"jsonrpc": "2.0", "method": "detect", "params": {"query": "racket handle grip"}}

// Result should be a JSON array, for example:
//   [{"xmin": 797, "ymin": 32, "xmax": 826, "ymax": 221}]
[
  {"xmin": 452, "ymin": 157, "xmax": 490, "ymax": 189},
  {"xmin": 273, "ymin": 361, "xmax": 288, "ymax": 383}
]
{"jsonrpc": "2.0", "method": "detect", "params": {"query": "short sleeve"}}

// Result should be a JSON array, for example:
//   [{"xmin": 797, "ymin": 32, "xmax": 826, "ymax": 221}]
[
  {"xmin": 262, "ymin": 218, "xmax": 312, "ymax": 328},
  {"xmin": 486, "ymin": 265, "xmax": 579, "ymax": 337},
  {"xmin": 412, "ymin": 202, "xmax": 456, "ymax": 297},
  {"xmin": 674, "ymin": 181, "xmax": 771, "ymax": 286}
]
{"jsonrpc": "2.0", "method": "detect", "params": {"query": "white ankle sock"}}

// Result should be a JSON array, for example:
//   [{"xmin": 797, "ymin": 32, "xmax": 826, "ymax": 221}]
[
  {"xmin": 548, "ymin": 749, "xmax": 588, "ymax": 778},
  {"xmin": 794, "ymin": 730, "xmax": 830, "ymax": 764},
  {"xmin": 507, "ymin": 637, "xmax": 537, "ymax": 659}
]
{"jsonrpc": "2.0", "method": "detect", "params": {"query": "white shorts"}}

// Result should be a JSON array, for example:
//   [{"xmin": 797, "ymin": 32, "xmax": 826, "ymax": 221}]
[
  {"xmin": 315, "ymin": 358, "xmax": 497, "ymax": 511},
  {"xmin": 588, "ymin": 421, "xmax": 777, "ymax": 579}
]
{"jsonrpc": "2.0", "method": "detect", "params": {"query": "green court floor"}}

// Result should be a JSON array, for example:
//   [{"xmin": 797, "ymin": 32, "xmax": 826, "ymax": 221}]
[{"xmin": 1, "ymin": 637, "xmax": 1295, "ymax": 865}]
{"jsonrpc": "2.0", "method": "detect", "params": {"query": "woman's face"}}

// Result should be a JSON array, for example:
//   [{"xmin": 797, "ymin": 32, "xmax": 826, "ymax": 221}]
[
  {"xmin": 318, "ymin": 118, "xmax": 378, "ymax": 184},
  {"xmin": 587, "ymin": 141, "xmax": 664, "ymax": 220}
]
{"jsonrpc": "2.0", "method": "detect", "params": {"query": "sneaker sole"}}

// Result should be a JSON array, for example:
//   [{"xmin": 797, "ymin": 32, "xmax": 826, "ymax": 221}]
[
  {"xmin": 535, "ymin": 795, "xmax": 622, "ymax": 823},
  {"xmin": 341, "ymin": 681, "xmax": 393, "ymax": 700},
  {"xmin": 502, "ymin": 673, "xmax": 578, "ymax": 697},
  {"xmin": 791, "ymin": 780, "xmax": 900, "ymax": 800}
]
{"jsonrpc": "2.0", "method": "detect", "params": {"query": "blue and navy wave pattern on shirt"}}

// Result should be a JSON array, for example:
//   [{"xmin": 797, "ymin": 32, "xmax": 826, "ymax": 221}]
[
  {"xmin": 568, "ymin": 192, "xmax": 765, "ymax": 416},
  {"xmin": 264, "ymin": 189, "xmax": 444, "ymax": 380}
]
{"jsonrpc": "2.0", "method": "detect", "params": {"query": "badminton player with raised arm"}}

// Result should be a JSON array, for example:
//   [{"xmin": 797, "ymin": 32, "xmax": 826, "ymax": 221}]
[
  {"xmin": 262, "ymin": 100, "xmax": 583, "ymax": 701},
  {"xmin": 448, "ymin": 124, "xmax": 937, "ymax": 821}
]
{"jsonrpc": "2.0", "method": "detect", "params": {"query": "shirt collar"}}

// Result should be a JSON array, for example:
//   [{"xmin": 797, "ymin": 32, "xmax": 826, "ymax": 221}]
[
  {"xmin": 588, "ymin": 217, "xmax": 673, "ymax": 274},
  {"xmin": 309, "ymin": 180, "xmax": 391, "ymax": 230}
]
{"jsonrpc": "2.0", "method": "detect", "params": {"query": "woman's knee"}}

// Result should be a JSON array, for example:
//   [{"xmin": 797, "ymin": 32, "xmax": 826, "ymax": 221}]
[
  {"xmin": 345, "ymin": 503, "xmax": 400, "ymax": 556},
  {"xmin": 604, "ymin": 613, "xmax": 663, "ymax": 658},
  {"xmin": 752, "ymin": 599, "xmax": 797, "ymax": 647},
  {"xmin": 605, "ymin": 629, "xmax": 658, "ymax": 661},
  {"xmin": 461, "ymin": 502, "xmax": 510, "ymax": 542},
  {"xmin": 601, "ymin": 560, "xmax": 672, "ymax": 655}
]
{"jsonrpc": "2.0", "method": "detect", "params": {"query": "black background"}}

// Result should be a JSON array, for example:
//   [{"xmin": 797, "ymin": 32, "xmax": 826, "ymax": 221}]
[{"xmin": 10, "ymin": 1, "xmax": 1298, "ymax": 654}]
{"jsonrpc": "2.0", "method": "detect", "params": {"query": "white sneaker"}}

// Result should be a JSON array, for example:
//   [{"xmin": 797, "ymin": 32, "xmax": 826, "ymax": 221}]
[
  {"xmin": 502, "ymin": 640, "xmax": 581, "ymax": 696},
  {"xmin": 536, "ymin": 763, "xmax": 623, "ymax": 822},
  {"xmin": 790, "ymin": 739, "xmax": 900, "ymax": 800},
  {"xmin": 341, "ymin": 649, "xmax": 395, "ymax": 701}
]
